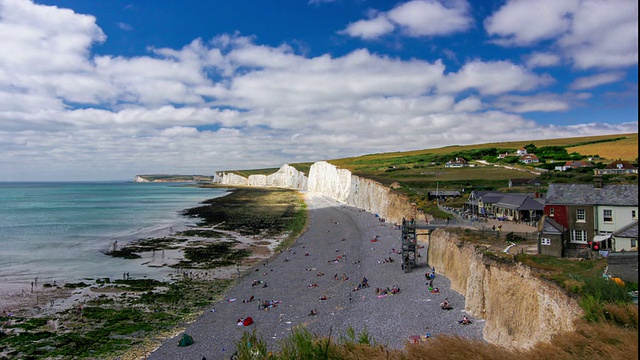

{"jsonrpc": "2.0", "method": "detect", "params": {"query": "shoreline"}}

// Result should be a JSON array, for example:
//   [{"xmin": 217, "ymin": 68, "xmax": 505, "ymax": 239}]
[
  {"xmin": 0, "ymin": 187, "xmax": 307, "ymax": 359},
  {"xmin": 2, "ymin": 189, "xmax": 484, "ymax": 359}
]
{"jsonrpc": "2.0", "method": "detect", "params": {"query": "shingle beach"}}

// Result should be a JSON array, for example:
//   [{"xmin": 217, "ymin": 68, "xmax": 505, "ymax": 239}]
[{"xmin": 148, "ymin": 194, "xmax": 485, "ymax": 359}]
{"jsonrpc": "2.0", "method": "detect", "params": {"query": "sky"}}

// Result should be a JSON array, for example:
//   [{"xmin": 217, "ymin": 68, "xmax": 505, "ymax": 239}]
[{"xmin": 0, "ymin": 0, "xmax": 637, "ymax": 181}]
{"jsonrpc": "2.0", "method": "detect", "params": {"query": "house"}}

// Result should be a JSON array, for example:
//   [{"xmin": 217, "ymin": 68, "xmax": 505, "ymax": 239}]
[
  {"xmin": 508, "ymin": 178, "xmax": 541, "ymax": 187},
  {"xmin": 465, "ymin": 190, "xmax": 544, "ymax": 222},
  {"xmin": 492, "ymin": 193, "xmax": 545, "ymax": 223},
  {"xmin": 519, "ymin": 154, "xmax": 539, "ymax": 164},
  {"xmin": 445, "ymin": 157, "xmax": 468, "ymax": 168},
  {"xmin": 428, "ymin": 190, "xmax": 461, "ymax": 201},
  {"xmin": 465, "ymin": 190, "xmax": 505, "ymax": 217},
  {"xmin": 516, "ymin": 147, "xmax": 528, "ymax": 156},
  {"xmin": 555, "ymin": 161, "xmax": 593, "ymax": 172},
  {"xmin": 538, "ymin": 215, "xmax": 567, "ymax": 257},
  {"xmin": 543, "ymin": 176, "xmax": 638, "ymax": 256},
  {"xmin": 498, "ymin": 152, "xmax": 518, "ymax": 159},
  {"xmin": 610, "ymin": 220, "xmax": 638, "ymax": 252},
  {"xmin": 594, "ymin": 160, "xmax": 638, "ymax": 175}
]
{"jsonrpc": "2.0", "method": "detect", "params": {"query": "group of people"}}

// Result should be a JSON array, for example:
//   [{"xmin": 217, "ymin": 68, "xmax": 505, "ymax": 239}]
[
  {"xmin": 259, "ymin": 300, "xmax": 280, "ymax": 310},
  {"xmin": 425, "ymin": 268, "xmax": 436, "ymax": 281},
  {"xmin": 333, "ymin": 273, "xmax": 349, "ymax": 281},
  {"xmin": 352, "ymin": 277, "xmax": 370, "ymax": 291},
  {"xmin": 375, "ymin": 285, "xmax": 400, "ymax": 295}
]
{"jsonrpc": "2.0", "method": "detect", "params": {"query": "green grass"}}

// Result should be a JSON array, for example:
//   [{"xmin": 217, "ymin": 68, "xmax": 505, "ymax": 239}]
[{"xmin": 0, "ymin": 279, "xmax": 234, "ymax": 359}]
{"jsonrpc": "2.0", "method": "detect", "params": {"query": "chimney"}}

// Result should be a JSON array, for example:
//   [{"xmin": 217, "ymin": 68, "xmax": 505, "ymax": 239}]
[{"xmin": 593, "ymin": 174, "xmax": 603, "ymax": 189}]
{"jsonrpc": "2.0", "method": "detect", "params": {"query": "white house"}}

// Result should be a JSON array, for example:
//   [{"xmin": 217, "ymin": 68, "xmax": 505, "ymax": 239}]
[{"xmin": 611, "ymin": 221, "xmax": 638, "ymax": 252}]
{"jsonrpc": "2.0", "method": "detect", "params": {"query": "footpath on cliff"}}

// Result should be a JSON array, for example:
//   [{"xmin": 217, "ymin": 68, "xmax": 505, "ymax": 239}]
[{"xmin": 148, "ymin": 194, "xmax": 484, "ymax": 359}]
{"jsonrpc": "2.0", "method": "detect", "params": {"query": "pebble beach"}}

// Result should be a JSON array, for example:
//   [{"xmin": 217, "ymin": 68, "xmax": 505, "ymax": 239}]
[{"xmin": 148, "ymin": 194, "xmax": 485, "ymax": 359}]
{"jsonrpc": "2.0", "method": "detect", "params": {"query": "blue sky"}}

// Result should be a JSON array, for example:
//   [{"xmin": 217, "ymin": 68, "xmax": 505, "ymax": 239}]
[{"xmin": 0, "ymin": 0, "xmax": 637, "ymax": 181}]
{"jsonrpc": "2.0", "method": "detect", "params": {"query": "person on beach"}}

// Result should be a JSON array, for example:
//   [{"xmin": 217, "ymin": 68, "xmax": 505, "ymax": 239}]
[
  {"xmin": 440, "ymin": 298, "xmax": 452, "ymax": 310},
  {"xmin": 459, "ymin": 315, "xmax": 471, "ymax": 325},
  {"xmin": 308, "ymin": 309, "xmax": 317, "ymax": 316}
]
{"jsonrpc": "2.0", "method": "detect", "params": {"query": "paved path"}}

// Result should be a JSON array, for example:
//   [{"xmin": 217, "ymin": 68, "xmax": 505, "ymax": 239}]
[{"xmin": 148, "ymin": 195, "xmax": 484, "ymax": 359}]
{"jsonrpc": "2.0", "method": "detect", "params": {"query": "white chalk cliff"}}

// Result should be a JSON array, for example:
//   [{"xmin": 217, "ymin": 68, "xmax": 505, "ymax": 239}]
[{"xmin": 214, "ymin": 161, "xmax": 424, "ymax": 224}]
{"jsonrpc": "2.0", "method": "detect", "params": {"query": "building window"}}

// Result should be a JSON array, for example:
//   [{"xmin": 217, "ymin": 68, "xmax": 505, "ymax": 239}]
[
  {"xmin": 603, "ymin": 209, "xmax": 613, "ymax": 223},
  {"xmin": 549, "ymin": 208, "xmax": 554, "ymax": 217},
  {"xmin": 576, "ymin": 209, "xmax": 586, "ymax": 222},
  {"xmin": 541, "ymin": 238, "xmax": 551, "ymax": 246},
  {"xmin": 633, "ymin": 210, "xmax": 637, "ymax": 220},
  {"xmin": 571, "ymin": 230, "xmax": 587, "ymax": 243}
]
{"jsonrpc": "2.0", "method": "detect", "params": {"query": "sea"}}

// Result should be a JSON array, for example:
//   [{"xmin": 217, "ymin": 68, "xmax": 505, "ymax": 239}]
[{"xmin": 0, "ymin": 181, "xmax": 229, "ymax": 287}]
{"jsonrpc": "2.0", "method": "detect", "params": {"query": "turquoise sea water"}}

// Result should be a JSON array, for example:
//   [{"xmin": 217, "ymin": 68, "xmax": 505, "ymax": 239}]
[{"xmin": 0, "ymin": 182, "xmax": 228, "ymax": 285}]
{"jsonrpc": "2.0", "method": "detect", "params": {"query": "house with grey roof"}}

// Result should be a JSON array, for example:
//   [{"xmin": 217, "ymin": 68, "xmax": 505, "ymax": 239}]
[
  {"xmin": 465, "ymin": 190, "xmax": 544, "ymax": 223},
  {"xmin": 428, "ymin": 190, "xmax": 461, "ymax": 201},
  {"xmin": 538, "ymin": 216, "xmax": 567, "ymax": 257},
  {"xmin": 611, "ymin": 220, "xmax": 638, "ymax": 252},
  {"xmin": 492, "ymin": 193, "xmax": 545, "ymax": 223},
  {"xmin": 543, "ymin": 175, "xmax": 638, "ymax": 256},
  {"xmin": 508, "ymin": 178, "xmax": 541, "ymax": 187}
]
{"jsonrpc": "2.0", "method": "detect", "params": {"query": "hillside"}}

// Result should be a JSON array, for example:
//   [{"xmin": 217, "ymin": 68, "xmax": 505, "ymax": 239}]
[
  {"xmin": 137, "ymin": 133, "xmax": 638, "ymax": 195},
  {"xmin": 224, "ymin": 133, "xmax": 637, "ymax": 177},
  {"xmin": 214, "ymin": 133, "xmax": 637, "ymax": 218}
]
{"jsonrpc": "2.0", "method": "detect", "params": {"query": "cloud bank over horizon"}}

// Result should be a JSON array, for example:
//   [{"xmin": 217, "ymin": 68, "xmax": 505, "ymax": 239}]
[{"xmin": 0, "ymin": 0, "xmax": 637, "ymax": 181}]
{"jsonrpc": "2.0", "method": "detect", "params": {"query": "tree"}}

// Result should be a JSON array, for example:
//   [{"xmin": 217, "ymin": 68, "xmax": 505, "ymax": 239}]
[{"xmin": 524, "ymin": 143, "xmax": 537, "ymax": 154}]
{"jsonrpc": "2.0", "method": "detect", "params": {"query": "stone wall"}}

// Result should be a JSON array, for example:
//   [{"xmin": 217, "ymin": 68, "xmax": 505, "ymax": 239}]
[{"xmin": 426, "ymin": 229, "xmax": 583, "ymax": 349}]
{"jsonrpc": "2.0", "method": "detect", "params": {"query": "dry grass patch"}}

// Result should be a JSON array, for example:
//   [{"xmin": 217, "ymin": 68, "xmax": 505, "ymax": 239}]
[{"xmin": 567, "ymin": 133, "xmax": 638, "ymax": 161}]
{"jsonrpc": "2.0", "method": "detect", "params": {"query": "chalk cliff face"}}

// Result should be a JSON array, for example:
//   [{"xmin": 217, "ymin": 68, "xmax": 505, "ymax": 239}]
[
  {"xmin": 248, "ymin": 164, "xmax": 308, "ymax": 189},
  {"xmin": 426, "ymin": 229, "xmax": 583, "ymax": 349},
  {"xmin": 308, "ymin": 161, "xmax": 425, "ymax": 223},
  {"xmin": 216, "ymin": 172, "xmax": 249, "ymax": 186},
  {"xmin": 214, "ymin": 161, "xmax": 424, "ymax": 224}
]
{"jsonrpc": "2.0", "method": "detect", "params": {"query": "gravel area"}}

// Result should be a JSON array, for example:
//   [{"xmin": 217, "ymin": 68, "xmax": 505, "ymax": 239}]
[{"xmin": 148, "ymin": 194, "xmax": 484, "ymax": 359}]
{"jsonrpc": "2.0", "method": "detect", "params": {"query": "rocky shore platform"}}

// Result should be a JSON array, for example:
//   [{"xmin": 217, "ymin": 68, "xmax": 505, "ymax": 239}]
[{"xmin": 148, "ymin": 194, "xmax": 484, "ymax": 359}]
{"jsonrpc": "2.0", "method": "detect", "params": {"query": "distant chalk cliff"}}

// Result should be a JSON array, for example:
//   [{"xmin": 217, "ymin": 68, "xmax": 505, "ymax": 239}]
[{"xmin": 214, "ymin": 162, "xmax": 424, "ymax": 224}]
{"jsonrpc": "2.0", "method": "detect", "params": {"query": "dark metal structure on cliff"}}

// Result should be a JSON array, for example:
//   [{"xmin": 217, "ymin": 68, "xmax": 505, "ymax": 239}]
[{"xmin": 401, "ymin": 218, "xmax": 418, "ymax": 272}]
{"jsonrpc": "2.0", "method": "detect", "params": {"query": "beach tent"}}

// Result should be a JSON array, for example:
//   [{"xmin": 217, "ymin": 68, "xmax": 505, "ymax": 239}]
[
  {"xmin": 178, "ymin": 333, "xmax": 194, "ymax": 347},
  {"xmin": 243, "ymin": 316, "xmax": 254, "ymax": 326}
]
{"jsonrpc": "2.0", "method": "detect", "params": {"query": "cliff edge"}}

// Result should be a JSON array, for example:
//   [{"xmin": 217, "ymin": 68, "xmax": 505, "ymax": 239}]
[{"xmin": 427, "ymin": 229, "xmax": 583, "ymax": 349}]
